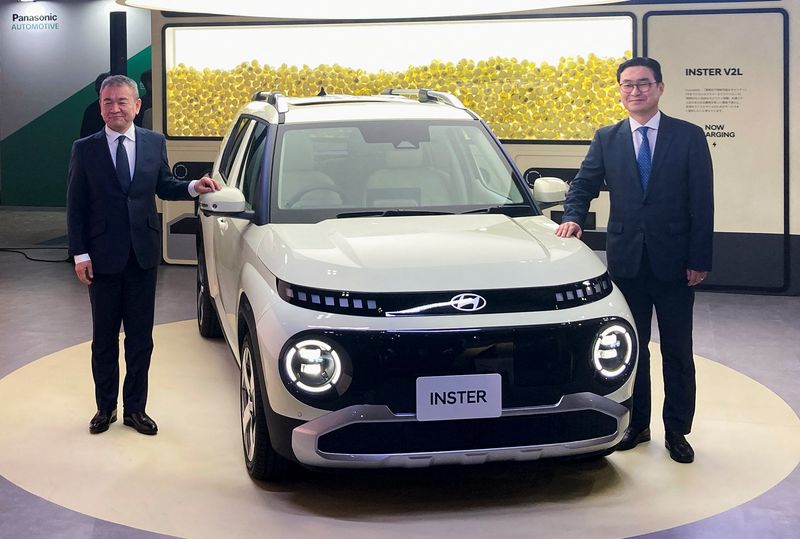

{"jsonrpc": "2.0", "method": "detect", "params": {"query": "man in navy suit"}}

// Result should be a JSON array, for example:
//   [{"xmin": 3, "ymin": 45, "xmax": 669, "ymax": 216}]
[
  {"xmin": 556, "ymin": 57, "xmax": 714, "ymax": 463},
  {"xmin": 67, "ymin": 75, "xmax": 219, "ymax": 435}
]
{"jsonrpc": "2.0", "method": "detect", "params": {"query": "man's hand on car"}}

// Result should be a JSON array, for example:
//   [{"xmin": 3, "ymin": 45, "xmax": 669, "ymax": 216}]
[{"xmin": 555, "ymin": 221, "xmax": 582, "ymax": 239}]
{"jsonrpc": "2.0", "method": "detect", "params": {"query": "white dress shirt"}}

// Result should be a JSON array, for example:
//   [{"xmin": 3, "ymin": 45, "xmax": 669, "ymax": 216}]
[
  {"xmin": 629, "ymin": 110, "xmax": 661, "ymax": 161},
  {"xmin": 106, "ymin": 124, "xmax": 136, "ymax": 180}
]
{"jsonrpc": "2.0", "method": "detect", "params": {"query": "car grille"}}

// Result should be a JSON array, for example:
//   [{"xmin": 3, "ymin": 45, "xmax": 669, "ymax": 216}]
[
  {"xmin": 282, "ymin": 318, "xmax": 633, "ymax": 413},
  {"xmin": 317, "ymin": 410, "xmax": 619, "ymax": 454},
  {"xmin": 277, "ymin": 273, "xmax": 613, "ymax": 317}
]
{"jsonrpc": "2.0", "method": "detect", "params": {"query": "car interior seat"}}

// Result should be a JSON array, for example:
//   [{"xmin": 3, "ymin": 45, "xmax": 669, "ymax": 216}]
[
  {"xmin": 321, "ymin": 128, "xmax": 383, "ymax": 201},
  {"xmin": 279, "ymin": 133, "xmax": 344, "ymax": 208},
  {"xmin": 364, "ymin": 148, "xmax": 451, "ymax": 207}
]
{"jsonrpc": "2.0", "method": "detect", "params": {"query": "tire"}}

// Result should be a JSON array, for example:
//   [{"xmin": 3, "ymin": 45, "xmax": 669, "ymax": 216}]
[
  {"xmin": 196, "ymin": 256, "xmax": 222, "ymax": 338},
  {"xmin": 240, "ymin": 331, "xmax": 292, "ymax": 481}
]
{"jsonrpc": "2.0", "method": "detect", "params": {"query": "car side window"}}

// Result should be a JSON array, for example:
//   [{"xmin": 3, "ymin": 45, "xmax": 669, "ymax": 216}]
[
  {"xmin": 220, "ymin": 117, "xmax": 253, "ymax": 184},
  {"xmin": 237, "ymin": 122, "xmax": 269, "ymax": 210}
]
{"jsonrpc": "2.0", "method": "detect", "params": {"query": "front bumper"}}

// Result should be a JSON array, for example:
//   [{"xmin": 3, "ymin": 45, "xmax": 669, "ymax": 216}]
[{"xmin": 291, "ymin": 392, "xmax": 630, "ymax": 468}]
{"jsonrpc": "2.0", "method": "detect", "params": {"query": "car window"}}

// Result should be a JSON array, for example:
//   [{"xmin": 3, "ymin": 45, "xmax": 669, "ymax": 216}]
[
  {"xmin": 219, "ymin": 117, "xmax": 252, "ymax": 182},
  {"xmin": 237, "ymin": 122, "xmax": 269, "ymax": 210},
  {"xmin": 225, "ymin": 120, "xmax": 256, "ymax": 188},
  {"xmin": 272, "ymin": 120, "xmax": 527, "ymax": 219}
]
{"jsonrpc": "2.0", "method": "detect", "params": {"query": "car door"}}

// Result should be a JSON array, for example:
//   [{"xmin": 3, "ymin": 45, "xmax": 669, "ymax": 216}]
[
  {"xmin": 215, "ymin": 120, "xmax": 269, "ymax": 330},
  {"xmin": 213, "ymin": 119, "xmax": 256, "ymax": 329}
]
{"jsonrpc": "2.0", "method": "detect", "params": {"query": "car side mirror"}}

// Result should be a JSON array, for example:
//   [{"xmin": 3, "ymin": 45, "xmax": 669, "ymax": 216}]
[
  {"xmin": 532, "ymin": 177, "xmax": 567, "ymax": 203},
  {"xmin": 523, "ymin": 168, "xmax": 567, "ymax": 209},
  {"xmin": 199, "ymin": 186, "xmax": 249, "ymax": 217}
]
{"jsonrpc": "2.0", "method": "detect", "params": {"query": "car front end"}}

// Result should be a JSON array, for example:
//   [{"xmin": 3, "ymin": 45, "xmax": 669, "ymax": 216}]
[{"xmin": 251, "ymin": 214, "xmax": 637, "ymax": 469}]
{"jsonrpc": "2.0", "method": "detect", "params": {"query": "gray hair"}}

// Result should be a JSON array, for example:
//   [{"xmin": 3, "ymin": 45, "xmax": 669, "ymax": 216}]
[{"xmin": 99, "ymin": 74, "xmax": 140, "ymax": 99}]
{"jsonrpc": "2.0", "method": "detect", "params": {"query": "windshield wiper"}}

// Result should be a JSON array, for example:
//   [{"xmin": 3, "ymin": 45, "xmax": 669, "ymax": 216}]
[
  {"xmin": 460, "ymin": 203, "xmax": 533, "ymax": 215},
  {"xmin": 336, "ymin": 209, "xmax": 454, "ymax": 218}
]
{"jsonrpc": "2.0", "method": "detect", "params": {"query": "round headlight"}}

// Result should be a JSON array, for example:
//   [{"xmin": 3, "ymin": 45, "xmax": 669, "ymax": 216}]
[
  {"xmin": 592, "ymin": 324, "xmax": 634, "ymax": 378},
  {"xmin": 283, "ymin": 339, "xmax": 344, "ymax": 394}
]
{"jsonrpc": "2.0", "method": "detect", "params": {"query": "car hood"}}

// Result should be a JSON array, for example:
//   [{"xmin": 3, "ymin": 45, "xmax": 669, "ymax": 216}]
[{"xmin": 260, "ymin": 215, "xmax": 607, "ymax": 292}]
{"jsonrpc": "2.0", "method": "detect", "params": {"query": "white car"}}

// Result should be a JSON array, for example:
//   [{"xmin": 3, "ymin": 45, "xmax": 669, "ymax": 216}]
[{"xmin": 197, "ymin": 89, "xmax": 637, "ymax": 481}]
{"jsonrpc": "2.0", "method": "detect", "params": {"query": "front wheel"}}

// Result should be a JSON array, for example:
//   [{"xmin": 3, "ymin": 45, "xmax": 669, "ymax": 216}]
[{"xmin": 240, "ymin": 332, "xmax": 292, "ymax": 481}]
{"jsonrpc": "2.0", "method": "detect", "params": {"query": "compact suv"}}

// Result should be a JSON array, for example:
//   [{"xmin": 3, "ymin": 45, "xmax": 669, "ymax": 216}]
[{"xmin": 197, "ymin": 89, "xmax": 637, "ymax": 481}]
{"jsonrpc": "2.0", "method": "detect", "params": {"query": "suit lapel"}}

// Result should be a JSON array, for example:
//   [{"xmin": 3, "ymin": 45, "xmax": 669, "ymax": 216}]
[
  {"xmin": 130, "ymin": 127, "xmax": 152, "ymax": 195},
  {"xmin": 648, "ymin": 114, "xmax": 673, "ymax": 194},
  {"xmin": 615, "ymin": 119, "xmax": 642, "ymax": 194},
  {"xmin": 133, "ymin": 127, "xmax": 143, "ymax": 187},
  {"xmin": 91, "ymin": 131, "xmax": 128, "ymax": 193}
]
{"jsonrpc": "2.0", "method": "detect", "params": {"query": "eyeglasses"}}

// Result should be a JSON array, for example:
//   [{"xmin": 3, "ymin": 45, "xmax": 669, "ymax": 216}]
[{"xmin": 619, "ymin": 81, "xmax": 657, "ymax": 94}]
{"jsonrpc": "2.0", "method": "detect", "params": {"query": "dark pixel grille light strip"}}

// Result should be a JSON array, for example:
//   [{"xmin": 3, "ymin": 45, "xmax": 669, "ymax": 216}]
[{"xmin": 276, "ymin": 274, "xmax": 613, "ymax": 317}]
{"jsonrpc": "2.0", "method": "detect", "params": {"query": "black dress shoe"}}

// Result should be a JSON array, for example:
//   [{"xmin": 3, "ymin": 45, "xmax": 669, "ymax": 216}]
[
  {"xmin": 89, "ymin": 408, "xmax": 117, "ymax": 434},
  {"xmin": 123, "ymin": 412, "xmax": 158, "ymax": 435},
  {"xmin": 665, "ymin": 432, "xmax": 694, "ymax": 463},
  {"xmin": 617, "ymin": 426, "xmax": 651, "ymax": 450}
]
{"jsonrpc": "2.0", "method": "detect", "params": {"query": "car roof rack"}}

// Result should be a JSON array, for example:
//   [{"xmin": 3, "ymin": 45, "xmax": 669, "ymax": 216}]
[
  {"xmin": 252, "ymin": 91, "xmax": 289, "ymax": 113},
  {"xmin": 381, "ymin": 88, "xmax": 466, "ymax": 109}
]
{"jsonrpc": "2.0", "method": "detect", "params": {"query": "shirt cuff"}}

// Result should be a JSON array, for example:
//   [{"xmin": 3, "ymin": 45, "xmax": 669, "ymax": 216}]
[
  {"xmin": 74, "ymin": 254, "xmax": 91, "ymax": 264},
  {"xmin": 188, "ymin": 180, "xmax": 199, "ymax": 198}
]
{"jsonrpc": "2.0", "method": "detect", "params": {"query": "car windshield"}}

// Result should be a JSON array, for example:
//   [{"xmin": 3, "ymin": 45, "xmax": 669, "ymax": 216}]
[{"xmin": 270, "ymin": 120, "xmax": 534, "ymax": 223}]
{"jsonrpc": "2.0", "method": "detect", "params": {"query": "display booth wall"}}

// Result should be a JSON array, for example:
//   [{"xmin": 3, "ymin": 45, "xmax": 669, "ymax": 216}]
[{"xmin": 0, "ymin": 0, "xmax": 151, "ymax": 206}]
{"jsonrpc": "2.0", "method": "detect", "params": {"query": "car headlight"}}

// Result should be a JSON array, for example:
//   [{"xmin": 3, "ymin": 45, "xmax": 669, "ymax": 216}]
[
  {"xmin": 283, "ymin": 338, "xmax": 350, "ymax": 395},
  {"xmin": 591, "ymin": 323, "xmax": 634, "ymax": 378}
]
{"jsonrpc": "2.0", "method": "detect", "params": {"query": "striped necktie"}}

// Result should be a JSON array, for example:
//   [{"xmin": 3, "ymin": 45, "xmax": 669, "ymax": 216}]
[{"xmin": 637, "ymin": 126, "xmax": 652, "ymax": 191}]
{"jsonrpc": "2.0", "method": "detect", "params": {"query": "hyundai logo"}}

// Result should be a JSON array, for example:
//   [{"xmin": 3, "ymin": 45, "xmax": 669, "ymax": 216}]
[{"xmin": 450, "ymin": 293, "xmax": 487, "ymax": 312}]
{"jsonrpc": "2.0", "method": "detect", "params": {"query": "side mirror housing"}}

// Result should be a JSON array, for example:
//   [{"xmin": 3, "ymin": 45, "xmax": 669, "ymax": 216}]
[
  {"xmin": 532, "ymin": 177, "xmax": 568, "ymax": 206},
  {"xmin": 199, "ymin": 187, "xmax": 250, "ymax": 217},
  {"xmin": 522, "ymin": 168, "xmax": 568, "ymax": 209}
]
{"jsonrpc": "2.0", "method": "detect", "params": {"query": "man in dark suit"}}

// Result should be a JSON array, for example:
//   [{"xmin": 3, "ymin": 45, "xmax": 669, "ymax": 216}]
[
  {"xmin": 67, "ymin": 75, "xmax": 219, "ymax": 435},
  {"xmin": 555, "ymin": 57, "xmax": 714, "ymax": 463}
]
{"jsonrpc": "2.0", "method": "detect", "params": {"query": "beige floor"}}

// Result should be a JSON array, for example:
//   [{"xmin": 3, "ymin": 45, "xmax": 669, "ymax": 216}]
[{"xmin": 0, "ymin": 320, "xmax": 798, "ymax": 539}]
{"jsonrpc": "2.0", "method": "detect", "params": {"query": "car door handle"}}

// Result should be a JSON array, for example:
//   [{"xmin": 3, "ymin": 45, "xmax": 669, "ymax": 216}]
[{"xmin": 217, "ymin": 217, "xmax": 229, "ymax": 232}]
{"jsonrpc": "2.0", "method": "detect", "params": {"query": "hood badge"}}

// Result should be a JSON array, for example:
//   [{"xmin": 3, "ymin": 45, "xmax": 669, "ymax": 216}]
[{"xmin": 450, "ymin": 293, "xmax": 487, "ymax": 312}]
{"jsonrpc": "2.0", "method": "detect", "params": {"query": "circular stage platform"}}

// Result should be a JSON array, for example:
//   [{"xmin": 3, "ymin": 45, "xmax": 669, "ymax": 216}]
[{"xmin": 0, "ymin": 320, "xmax": 798, "ymax": 538}]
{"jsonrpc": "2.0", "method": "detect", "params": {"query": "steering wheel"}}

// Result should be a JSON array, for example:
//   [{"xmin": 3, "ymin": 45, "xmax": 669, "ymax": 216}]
[{"xmin": 287, "ymin": 186, "xmax": 350, "ymax": 208}]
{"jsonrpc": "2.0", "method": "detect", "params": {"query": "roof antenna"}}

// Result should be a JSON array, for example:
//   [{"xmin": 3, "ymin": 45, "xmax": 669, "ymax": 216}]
[{"xmin": 317, "ymin": 86, "xmax": 327, "ymax": 96}]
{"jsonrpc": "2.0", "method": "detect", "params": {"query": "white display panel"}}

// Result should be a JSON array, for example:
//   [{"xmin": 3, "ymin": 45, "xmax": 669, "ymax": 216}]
[{"xmin": 646, "ymin": 11, "xmax": 785, "ymax": 235}]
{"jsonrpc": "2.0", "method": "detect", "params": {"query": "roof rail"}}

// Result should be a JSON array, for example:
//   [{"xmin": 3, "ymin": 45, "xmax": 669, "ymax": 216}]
[
  {"xmin": 252, "ymin": 91, "xmax": 289, "ymax": 113},
  {"xmin": 381, "ymin": 88, "xmax": 465, "ymax": 109}
]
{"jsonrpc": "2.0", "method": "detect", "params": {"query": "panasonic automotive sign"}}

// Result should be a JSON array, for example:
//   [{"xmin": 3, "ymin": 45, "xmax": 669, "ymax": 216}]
[{"xmin": 11, "ymin": 13, "xmax": 60, "ymax": 31}]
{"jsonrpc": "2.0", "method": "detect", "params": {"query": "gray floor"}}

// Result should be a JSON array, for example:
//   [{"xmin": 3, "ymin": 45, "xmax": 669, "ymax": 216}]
[{"xmin": 1, "ymin": 207, "xmax": 798, "ymax": 538}]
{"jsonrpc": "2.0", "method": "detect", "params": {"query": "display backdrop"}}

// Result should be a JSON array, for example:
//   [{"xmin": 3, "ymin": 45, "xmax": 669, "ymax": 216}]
[
  {"xmin": 645, "ymin": 10, "xmax": 787, "ymax": 288},
  {"xmin": 646, "ymin": 10, "xmax": 784, "ymax": 234},
  {"xmin": 163, "ymin": 17, "xmax": 633, "ymax": 140},
  {"xmin": 0, "ymin": 0, "xmax": 151, "ymax": 206}
]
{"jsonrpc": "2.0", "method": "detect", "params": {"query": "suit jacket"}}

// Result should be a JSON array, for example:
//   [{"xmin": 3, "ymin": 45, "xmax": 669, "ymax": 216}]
[
  {"xmin": 67, "ymin": 127, "xmax": 193, "ymax": 274},
  {"xmin": 561, "ymin": 113, "xmax": 714, "ymax": 281}
]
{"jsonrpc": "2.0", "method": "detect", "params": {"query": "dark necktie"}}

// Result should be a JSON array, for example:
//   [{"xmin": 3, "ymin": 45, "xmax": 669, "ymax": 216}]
[
  {"xmin": 115, "ymin": 135, "xmax": 131, "ymax": 191},
  {"xmin": 637, "ymin": 126, "xmax": 652, "ymax": 191}
]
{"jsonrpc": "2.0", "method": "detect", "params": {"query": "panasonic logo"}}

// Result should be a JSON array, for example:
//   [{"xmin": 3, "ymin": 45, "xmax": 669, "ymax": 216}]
[{"xmin": 449, "ymin": 293, "xmax": 486, "ymax": 312}]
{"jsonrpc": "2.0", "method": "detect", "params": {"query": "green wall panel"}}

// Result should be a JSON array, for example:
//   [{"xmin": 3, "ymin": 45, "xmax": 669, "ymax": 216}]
[{"xmin": 0, "ymin": 47, "xmax": 152, "ymax": 207}]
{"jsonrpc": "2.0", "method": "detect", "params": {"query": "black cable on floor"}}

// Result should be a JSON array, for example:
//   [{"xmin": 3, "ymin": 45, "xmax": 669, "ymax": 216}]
[{"xmin": 0, "ymin": 247, "xmax": 70, "ymax": 263}]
